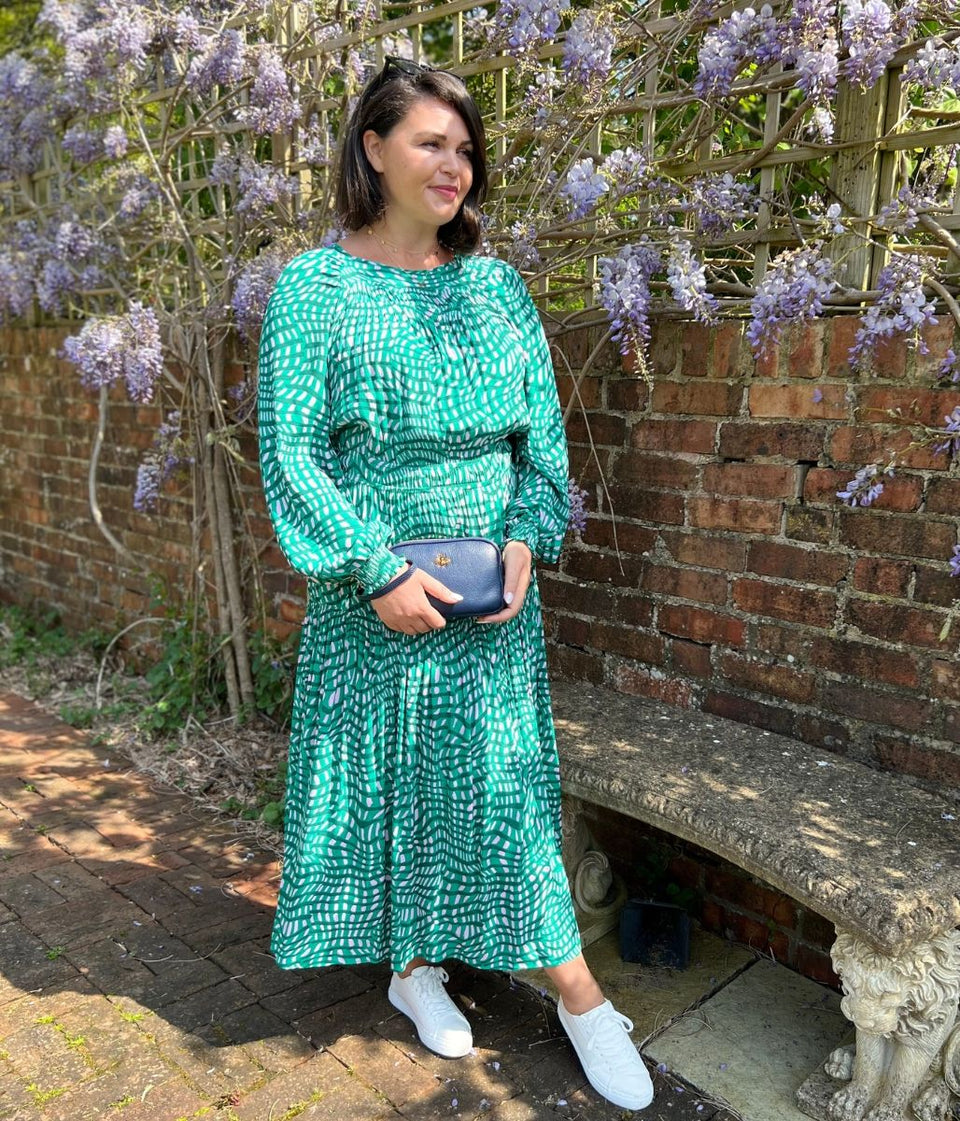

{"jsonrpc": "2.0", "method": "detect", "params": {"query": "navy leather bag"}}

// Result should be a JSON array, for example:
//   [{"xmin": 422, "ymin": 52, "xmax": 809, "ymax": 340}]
[{"xmin": 388, "ymin": 536, "xmax": 505, "ymax": 618}]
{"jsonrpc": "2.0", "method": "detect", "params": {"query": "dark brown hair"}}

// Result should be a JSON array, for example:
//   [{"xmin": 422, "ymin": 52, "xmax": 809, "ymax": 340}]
[{"xmin": 333, "ymin": 59, "xmax": 488, "ymax": 255}]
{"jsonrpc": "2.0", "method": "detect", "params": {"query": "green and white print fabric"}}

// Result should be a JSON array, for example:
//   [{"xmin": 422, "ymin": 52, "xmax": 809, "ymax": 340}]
[{"xmin": 258, "ymin": 243, "xmax": 582, "ymax": 972}]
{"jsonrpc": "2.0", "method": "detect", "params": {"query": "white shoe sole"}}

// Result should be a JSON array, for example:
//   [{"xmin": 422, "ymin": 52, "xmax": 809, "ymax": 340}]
[{"xmin": 388, "ymin": 981, "xmax": 473, "ymax": 1059}]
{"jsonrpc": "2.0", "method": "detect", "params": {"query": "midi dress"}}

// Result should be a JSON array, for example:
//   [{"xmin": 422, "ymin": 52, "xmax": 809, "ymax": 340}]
[{"xmin": 257, "ymin": 241, "xmax": 583, "ymax": 973}]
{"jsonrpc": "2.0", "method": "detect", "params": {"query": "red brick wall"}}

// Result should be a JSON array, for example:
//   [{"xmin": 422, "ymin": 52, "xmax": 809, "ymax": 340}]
[
  {"xmin": 547, "ymin": 315, "xmax": 960, "ymax": 797},
  {"xmin": 3, "ymin": 314, "xmax": 958, "ymax": 985}
]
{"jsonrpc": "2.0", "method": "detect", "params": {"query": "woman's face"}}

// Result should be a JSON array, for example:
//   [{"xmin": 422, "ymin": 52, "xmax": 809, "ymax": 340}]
[{"xmin": 363, "ymin": 95, "xmax": 474, "ymax": 231}]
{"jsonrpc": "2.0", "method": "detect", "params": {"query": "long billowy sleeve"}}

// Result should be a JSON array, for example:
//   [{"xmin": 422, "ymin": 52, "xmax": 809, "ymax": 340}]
[
  {"xmin": 257, "ymin": 254, "xmax": 405, "ymax": 593},
  {"xmin": 501, "ymin": 265, "xmax": 571, "ymax": 565}
]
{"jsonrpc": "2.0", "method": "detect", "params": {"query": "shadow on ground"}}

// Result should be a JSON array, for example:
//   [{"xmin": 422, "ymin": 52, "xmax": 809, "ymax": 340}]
[{"xmin": 0, "ymin": 693, "xmax": 729, "ymax": 1121}]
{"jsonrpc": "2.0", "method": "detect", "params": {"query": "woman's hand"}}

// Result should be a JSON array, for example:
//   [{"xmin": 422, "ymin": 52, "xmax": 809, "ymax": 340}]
[
  {"xmin": 370, "ymin": 562, "xmax": 464, "ymax": 634},
  {"xmin": 476, "ymin": 540, "xmax": 532, "ymax": 624}
]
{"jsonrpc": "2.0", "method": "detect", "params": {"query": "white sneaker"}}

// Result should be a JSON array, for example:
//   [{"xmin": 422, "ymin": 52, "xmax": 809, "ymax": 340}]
[
  {"xmin": 388, "ymin": 965, "xmax": 473, "ymax": 1058},
  {"xmin": 557, "ymin": 996, "xmax": 655, "ymax": 1110}
]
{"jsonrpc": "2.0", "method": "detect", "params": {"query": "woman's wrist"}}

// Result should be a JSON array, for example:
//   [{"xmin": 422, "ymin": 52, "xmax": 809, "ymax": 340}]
[{"xmin": 359, "ymin": 560, "xmax": 414, "ymax": 601}]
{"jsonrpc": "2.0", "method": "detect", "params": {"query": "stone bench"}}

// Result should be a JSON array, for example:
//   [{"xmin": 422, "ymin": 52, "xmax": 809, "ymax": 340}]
[{"xmin": 550, "ymin": 678, "xmax": 960, "ymax": 1121}]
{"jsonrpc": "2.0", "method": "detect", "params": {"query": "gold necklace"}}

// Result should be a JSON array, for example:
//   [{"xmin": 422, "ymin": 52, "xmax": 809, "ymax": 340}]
[{"xmin": 367, "ymin": 225, "xmax": 444, "ymax": 264}]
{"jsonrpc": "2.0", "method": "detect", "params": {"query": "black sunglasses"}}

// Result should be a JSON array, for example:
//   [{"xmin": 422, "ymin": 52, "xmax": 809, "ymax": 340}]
[{"xmin": 366, "ymin": 55, "xmax": 465, "ymax": 90}]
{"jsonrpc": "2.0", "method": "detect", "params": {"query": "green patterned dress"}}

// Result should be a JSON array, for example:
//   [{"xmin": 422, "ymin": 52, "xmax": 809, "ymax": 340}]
[{"xmin": 257, "ymin": 242, "xmax": 582, "ymax": 973}]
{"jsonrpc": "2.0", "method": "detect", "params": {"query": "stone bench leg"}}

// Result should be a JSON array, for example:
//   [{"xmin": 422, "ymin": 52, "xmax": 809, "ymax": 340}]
[
  {"xmin": 806, "ymin": 928, "xmax": 960, "ymax": 1121},
  {"xmin": 560, "ymin": 794, "xmax": 629, "ymax": 947}
]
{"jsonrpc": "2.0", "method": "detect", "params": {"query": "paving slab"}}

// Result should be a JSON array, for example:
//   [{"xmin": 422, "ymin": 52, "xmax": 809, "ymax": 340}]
[{"xmin": 646, "ymin": 958, "xmax": 850, "ymax": 1121}]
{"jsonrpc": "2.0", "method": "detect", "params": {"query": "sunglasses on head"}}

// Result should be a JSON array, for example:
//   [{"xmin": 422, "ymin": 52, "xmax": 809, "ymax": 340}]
[{"xmin": 366, "ymin": 55, "xmax": 465, "ymax": 89}]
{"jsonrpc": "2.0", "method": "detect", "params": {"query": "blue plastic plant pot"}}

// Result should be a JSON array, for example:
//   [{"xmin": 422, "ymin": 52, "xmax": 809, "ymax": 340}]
[{"xmin": 619, "ymin": 898, "xmax": 691, "ymax": 969}]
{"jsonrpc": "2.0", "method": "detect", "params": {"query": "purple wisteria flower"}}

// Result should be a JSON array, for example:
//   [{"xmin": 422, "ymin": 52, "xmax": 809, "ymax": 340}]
[
  {"xmin": 902, "ymin": 39, "xmax": 960, "ymax": 92},
  {"xmin": 562, "ymin": 9, "xmax": 616, "ymax": 84},
  {"xmin": 666, "ymin": 238, "xmax": 719, "ymax": 323},
  {"xmin": 117, "ymin": 171, "xmax": 161, "ymax": 221},
  {"xmin": 507, "ymin": 222, "xmax": 541, "ymax": 269},
  {"xmin": 934, "ymin": 406, "xmax": 960, "ymax": 457},
  {"xmin": 0, "ymin": 53, "xmax": 54, "ymax": 177},
  {"xmin": 0, "ymin": 249, "xmax": 37, "ymax": 323},
  {"xmin": 849, "ymin": 254, "xmax": 937, "ymax": 368},
  {"xmin": 684, "ymin": 173, "xmax": 756, "ymax": 237},
  {"xmin": 560, "ymin": 158, "xmax": 608, "ymax": 220},
  {"xmin": 133, "ymin": 461, "xmax": 161, "ymax": 512},
  {"xmin": 134, "ymin": 408, "xmax": 191, "ymax": 512},
  {"xmin": 837, "ymin": 463, "xmax": 891, "ymax": 507},
  {"xmin": 102, "ymin": 124, "xmax": 128, "ymax": 159},
  {"xmin": 841, "ymin": 0, "xmax": 898, "ymax": 88},
  {"xmin": 235, "ymin": 157, "xmax": 299, "ymax": 219},
  {"xmin": 601, "ymin": 147, "xmax": 648, "ymax": 199},
  {"xmin": 747, "ymin": 244, "xmax": 837, "ymax": 356},
  {"xmin": 495, "ymin": 0, "xmax": 571, "ymax": 53},
  {"xmin": 950, "ymin": 544, "xmax": 960, "ymax": 579},
  {"xmin": 238, "ymin": 43, "xmax": 301, "ymax": 136},
  {"xmin": 61, "ymin": 300, "xmax": 164, "ymax": 404},
  {"xmin": 875, "ymin": 185, "xmax": 937, "ymax": 233},
  {"xmin": 694, "ymin": 6, "xmax": 781, "ymax": 99},
  {"xmin": 63, "ymin": 124, "xmax": 103, "ymax": 164},
  {"xmin": 568, "ymin": 478, "xmax": 588, "ymax": 534},
  {"xmin": 598, "ymin": 240, "xmax": 662, "ymax": 359},
  {"xmin": 232, "ymin": 246, "xmax": 291, "ymax": 340},
  {"xmin": 186, "ymin": 29, "xmax": 249, "ymax": 96},
  {"xmin": 938, "ymin": 348, "xmax": 960, "ymax": 383}
]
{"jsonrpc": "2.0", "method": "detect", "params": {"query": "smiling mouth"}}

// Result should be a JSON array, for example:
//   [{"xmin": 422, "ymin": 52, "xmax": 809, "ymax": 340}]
[{"xmin": 431, "ymin": 187, "xmax": 458, "ymax": 198}]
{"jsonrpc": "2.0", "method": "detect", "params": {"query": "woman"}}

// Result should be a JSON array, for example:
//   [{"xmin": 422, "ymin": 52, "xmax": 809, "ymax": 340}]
[{"xmin": 257, "ymin": 56, "xmax": 653, "ymax": 1112}]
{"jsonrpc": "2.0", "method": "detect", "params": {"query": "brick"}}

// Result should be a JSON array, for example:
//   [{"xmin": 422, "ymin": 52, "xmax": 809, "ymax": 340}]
[
  {"xmin": 794, "ymin": 713, "xmax": 850, "ymax": 753},
  {"xmin": 580, "ymin": 519, "xmax": 657, "ymax": 556},
  {"xmin": 748, "ymin": 383, "xmax": 848, "ymax": 420},
  {"xmin": 914, "ymin": 564, "xmax": 958, "ymax": 607},
  {"xmin": 542, "ymin": 577, "xmax": 617, "ymax": 619},
  {"xmin": 746, "ymin": 541, "xmax": 847, "ymax": 586},
  {"xmin": 796, "ymin": 945, "xmax": 841, "ymax": 988},
  {"xmin": 785, "ymin": 505, "xmax": 835, "ymax": 544},
  {"xmin": 641, "ymin": 564, "xmax": 728, "ymax": 604},
  {"xmin": 820, "ymin": 681, "xmax": 932, "ymax": 732},
  {"xmin": 719, "ymin": 653, "xmax": 816, "ymax": 703},
  {"xmin": 688, "ymin": 496, "xmax": 782, "ymax": 535},
  {"xmin": 563, "ymin": 549, "xmax": 645, "ymax": 587},
  {"xmin": 614, "ymin": 450, "xmax": 698, "ymax": 490},
  {"xmin": 932, "ymin": 660, "xmax": 960, "ymax": 703},
  {"xmin": 732, "ymin": 578, "xmax": 835, "ymax": 627},
  {"xmin": 830, "ymin": 425, "xmax": 944, "ymax": 470},
  {"xmin": 927, "ymin": 477, "xmax": 960, "ymax": 514},
  {"xmin": 550, "ymin": 644, "xmax": 604, "ymax": 682},
  {"xmin": 629, "ymin": 418, "xmax": 717, "ymax": 454},
  {"xmin": 718, "ymin": 421, "xmax": 824, "ymax": 461},
  {"xmin": 610, "ymin": 664, "xmax": 696, "ymax": 707},
  {"xmin": 825, "ymin": 316, "xmax": 861, "ymax": 377},
  {"xmin": 671, "ymin": 638, "xmax": 713, "ymax": 677},
  {"xmin": 810, "ymin": 636, "xmax": 920, "ymax": 690},
  {"xmin": 658, "ymin": 605, "xmax": 745, "ymax": 646},
  {"xmin": 804, "ymin": 467, "xmax": 922, "ymax": 511},
  {"xmin": 702, "ymin": 462, "xmax": 798, "ymax": 499},
  {"xmin": 588, "ymin": 621, "xmax": 667, "ymax": 664},
  {"xmin": 651, "ymin": 381, "xmax": 742, "ymax": 416},
  {"xmin": 847, "ymin": 599, "xmax": 949, "ymax": 650},
  {"xmin": 754, "ymin": 623, "xmax": 809, "ymax": 661},
  {"xmin": 706, "ymin": 868, "xmax": 798, "ymax": 928},
  {"xmin": 785, "ymin": 320, "xmax": 826, "ymax": 379},
  {"xmin": 703, "ymin": 690, "xmax": 798, "ymax": 738},
  {"xmin": 858, "ymin": 386, "xmax": 954, "ymax": 428},
  {"xmin": 875, "ymin": 737, "xmax": 960, "ymax": 787},
  {"xmin": 604, "ymin": 485, "xmax": 685, "ymax": 524},
  {"xmin": 680, "ymin": 321, "xmax": 712, "ymax": 378},
  {"xmin": 840, "ymin": 510, "xmax": 955, "ymax": 560},
  {"xmin": 566, "ymin": 410, "xmax": 627, "ymax": 446},
  {"xmin": 852, "ymin": 556, "xmax": 912, "ymax": 598},
  {"xmin": 661, "ymin": 531, "xmax": 746, "ymax": 572},
  {"xmin": 606, "ymin": 378, "xmax": 649, "ymax": 411}
]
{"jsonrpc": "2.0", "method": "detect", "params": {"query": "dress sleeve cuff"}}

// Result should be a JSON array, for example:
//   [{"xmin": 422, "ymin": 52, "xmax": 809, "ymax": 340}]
[
  {"xmin": 356, "ymin": 544, "xmax": 407, "ymax": 594},
  {"xmin": 504, "ymin": 516, "xmax": 541, "ymax": 562}
]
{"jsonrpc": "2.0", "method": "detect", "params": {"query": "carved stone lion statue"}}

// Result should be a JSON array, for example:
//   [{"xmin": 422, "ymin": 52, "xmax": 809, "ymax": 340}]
[{"xmin": 824, "ymin": 929, "xmax": 960, "ymax": 1121}]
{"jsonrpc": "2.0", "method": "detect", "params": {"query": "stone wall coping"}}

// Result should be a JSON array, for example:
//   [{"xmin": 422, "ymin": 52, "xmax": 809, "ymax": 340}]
[{"xmin": 551, "ymin": 678, "xmax": 960, "ymax": 954}]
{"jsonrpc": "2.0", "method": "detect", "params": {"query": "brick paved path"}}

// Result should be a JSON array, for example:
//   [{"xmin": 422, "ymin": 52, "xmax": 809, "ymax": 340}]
[{"xmin": 0, "ymin": 693, "xmax": 727, "ymax": 1121}]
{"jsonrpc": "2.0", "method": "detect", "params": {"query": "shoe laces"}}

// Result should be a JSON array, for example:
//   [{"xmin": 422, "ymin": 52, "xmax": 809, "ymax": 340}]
[
  {"xmin": 406, "ymin": 966, "xmax": 456, "ymax": 1017},
  {"xmin": 581, "ymin": 1004, "xmax": 636, "ymax": 1059}
]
